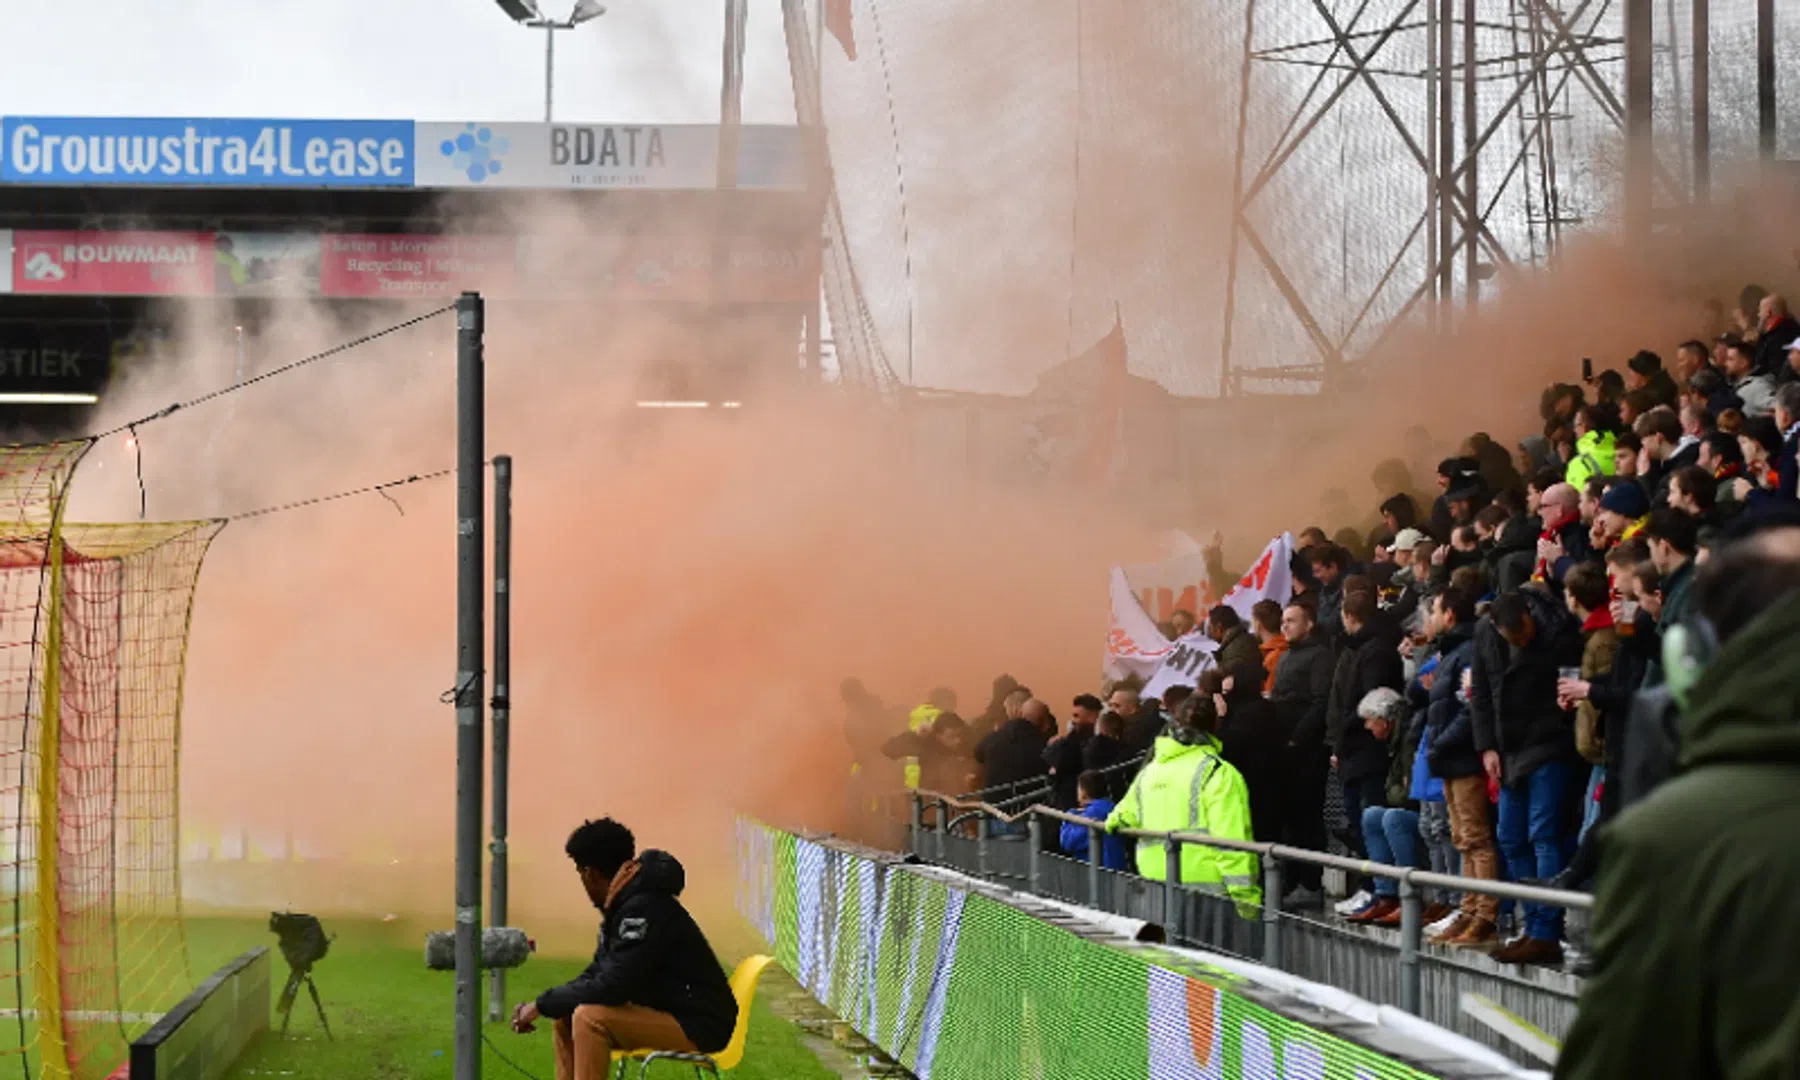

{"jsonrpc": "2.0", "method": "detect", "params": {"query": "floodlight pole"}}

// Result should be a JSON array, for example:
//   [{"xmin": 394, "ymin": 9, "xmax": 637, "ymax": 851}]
[
  {"xmin": 454, "ymin": 292, "xmax": 488, "ymax": 1080},
  {"xmin": 487, "ymin": 454, "xmax": 513, "ymax": 1024},
  {"xmin": 544, "ymin": 25, "xmax": 556, "ymax": 122}
]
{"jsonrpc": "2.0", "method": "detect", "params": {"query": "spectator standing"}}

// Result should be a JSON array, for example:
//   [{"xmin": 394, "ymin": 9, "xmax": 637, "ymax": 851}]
[
  {"xmin": 1106, "ymin": 695, "xmax": 1262, "ymax": 915},
  {"xmin": 1209, "ymin": 667, "xmax": 1284, "ymax": 843},
  {"xmin": 1625, "ymin": 350, "xmax": 1680, "ymax": 411},
  {"xmin": 1326, "ymin": 591, "xmax": 1405, "ymax": 859},
  {"xmin": 1774, "ymin": 384, "xmax": 1800, "ymax": 500},
  {"xmin": 1562, "ymin": 564, "xmax": 1619, "ymax": 852},
  {"xmin": 1083, "ymin": 710, "xmax": 1135, "ymax": 802},
  {"xmin": 1059, "ymin": 771, "xmax": 1128, "ymax": 871},
  {"xmin": 971, "ymin": 675, "xmax": 1024, "ymax": 743},
  {"xmin": 1251, "ymin": 599, "xmax": 1288, "ymax": 694},
  {"xmin": 1532, "ymin": 483, "xmax": 1589, "ymax": 585},
  {"xmin": 1592, "ymin": 481, "xmax": 1651, "ymax": 552},
  {"xmin": 882, "ymin": 712, "xmax": 977, "ymax": 799},
  {"xmin": 1270, "ymin": 601, "xmax": 1336, "ymax": 906},
  {"xmin": 1110, "ymin": 686, "xmax": 1164, "ymax": 759},
  {"xmin": 1645, "ymin": 509, "xmax": 1700, "ymax": 644},
  {"xmin": 1044, "ymin": 694, "xmax": 1101, "ymax": 809},
  {"xmin": 1721, "ymin": 338, "xmax": 1776, "ymax": 416},
  {"xmin": 1469, "ymin": 589, "xmax": 1585, "ymax": 966},
  {"xmin": 1554, "ymin": 528, "xmax": 1800, "ymax": 1080},
  {"xmin": 1307, "ymin": 545, "xmax": 1350, "ymax": 636},
  {"xmin": 1635, "ymin": 406, "xmax": 1694, "ymax": 506},
  {"xmin": 1420, "ymin": 588, "xmax": 1501, "ymax": 948},
  {"xmin": 973, "ymin": 699, "xmax": 1050, "ymax": 834},
  {"xmin": 1207, "ymin": 604, "xmax": 1262, "ymax": 678},
  {"xmin": 1753, "ymin": 293, "xmax": 1800, "ymax": 378},
  {"xmin": 1565, "ymin": 404, "xmax": 1619, "ymax": 492}
]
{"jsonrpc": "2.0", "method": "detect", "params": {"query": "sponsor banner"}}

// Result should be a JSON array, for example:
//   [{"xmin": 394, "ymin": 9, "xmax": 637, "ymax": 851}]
[
  {"xmin": 215, "ymin": 232, "xmax": 322, "ymax": 297},
  {"xmin": 318, "ymin": 234, "xmax": 516, "ymax": 299},
  {"xmin": 12, "ymin": 230, "xmax": 212, "ymax": 296},
  {"xmin": 0, "ymin": 324, "xmax": 116, "ymax": 393},
  {"xmin": 1109, "ymin": 534, "xmax": 1296, "ymax": 697},
  {"xmin": 1, "ymin": 117, "xmax": 413, "ymax": 187},
  {"xmin": 414, "ymin": 121, "xmax": 807, "ymax": 191},
  {"xmin": 519, "ymin": 233, "xmax": 816, "ymax": 304}
]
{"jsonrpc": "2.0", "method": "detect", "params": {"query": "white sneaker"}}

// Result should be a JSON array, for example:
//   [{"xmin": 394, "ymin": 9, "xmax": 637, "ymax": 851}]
[
  {"xmin": 1333, "ymin": 889, "xmax": 1373, "ymax": 916},
  {"xmin": 1426, "ymin": 910, "xmax": 1462, "ymax": 937}
]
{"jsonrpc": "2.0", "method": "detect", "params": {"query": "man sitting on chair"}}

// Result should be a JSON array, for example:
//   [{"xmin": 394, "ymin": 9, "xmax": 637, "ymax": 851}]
[{"xmin": 511, "ymin": 818, "xmax": 738, "ymax": 1080}]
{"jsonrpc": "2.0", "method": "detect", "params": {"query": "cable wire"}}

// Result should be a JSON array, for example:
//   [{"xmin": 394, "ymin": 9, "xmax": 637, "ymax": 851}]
[
  {"xmin": 221, "ymin": 465, "xmax": 466, "ymax": 523},
  {"xmin": 482, "ymin": 1031, "xmax": 548, "ymax": 1080},
  {"xmin": 94, "ymin": 303, "xmax": 456, "ymax": 441}
]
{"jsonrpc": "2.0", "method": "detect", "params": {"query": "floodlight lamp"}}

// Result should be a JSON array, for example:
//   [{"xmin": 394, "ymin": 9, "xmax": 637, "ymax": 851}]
[
  {"xmin": 570, "ymin": 0, "xmax": 606, "ymax": 24},
  {"xmin": 494, "ymin": 0, "xmax": 546, "ymax": 23}
]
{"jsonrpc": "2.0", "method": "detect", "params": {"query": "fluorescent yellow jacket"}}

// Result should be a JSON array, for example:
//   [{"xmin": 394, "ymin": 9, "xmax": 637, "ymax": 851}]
[
  {"xmin": 903, "ymin": 704, "xmax": 941, "ymax": 790},
  {"xmin": 1106, "ymin": 735, "xmax": 1261, "ymax": 912},
  {"xmin": 1565, "ymin": 429, "xmax": 1617, "ymax": 492}
]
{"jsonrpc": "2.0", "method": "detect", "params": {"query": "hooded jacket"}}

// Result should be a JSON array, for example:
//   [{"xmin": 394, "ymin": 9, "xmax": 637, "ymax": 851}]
[
  {"xmin": 1105, "ymin": 734, "xmax": 1260, "ymax": 911},
  {"xmin": 1487, "ymin": 516, "xmax": 1540, "ymax": 597},
  {"xmin": 1420, "ymin": 623, "xmax": 1482, "ymax": 780},
  {"xmin": 1554, "ymin": 594, "xmax": 1800, "ymax": 1080},
  {"xmin": 1324, "ymin": 617, "xmax": 1406, "ymax": 781},
  {"xmin": 1469, "ymin": 585, "xmax": 1585, "ymax": 784},
  {"xmin": 536, "ymin": 851, "xmax": 738, "ymax": 1053},
  {"xmin": 1213, "ymin": 627, "xmax": 1262, "ymax": 683},
  {"xmin": 1215, "ymin": 663, "xmax": 1284, "ymax": 842},
  {"xmin": 1564, "ymin": 429, "xmax": 1617, "ymax": 493},
  {"xmin": 1270, "ymin": 631, "xmax": 1335, "ymax": 750}
]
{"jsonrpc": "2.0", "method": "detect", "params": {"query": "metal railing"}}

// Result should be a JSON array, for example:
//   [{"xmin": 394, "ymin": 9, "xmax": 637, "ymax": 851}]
[{"xmin": 905, "ymin": 789, "xmax": 1590, "ymax": 1064}]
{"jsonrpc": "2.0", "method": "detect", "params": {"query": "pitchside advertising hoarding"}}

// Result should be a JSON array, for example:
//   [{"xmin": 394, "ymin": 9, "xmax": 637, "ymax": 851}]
[
  {"xmin": 0, "ymin": 229, "xmax": 815, "ymax": 302},
  {"xmin": 0, "ymin": 116, "xmax": 807, "ymax": 192}
]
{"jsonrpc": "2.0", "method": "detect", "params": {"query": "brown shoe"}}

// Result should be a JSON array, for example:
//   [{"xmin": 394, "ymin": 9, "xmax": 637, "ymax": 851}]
[
  {"xmin": 1492, "ymin": 936, "xmax": 1564, "ymax": 967},
  {"xmin": 1346, "ymin": 897, "xmax": 1400, "ymax": 924},
  {"xmin": 1421, "ymin": 903, "xmax": 1455, "ymax": 924},
  {"xmin": 1447, "ymin": 918, "xmax": 1499, "ymax": 949},
  {"xmin": 1428, "ymin": 914, "xmax": 1471, "ymax": 946},
  {"xmin": 1373, "ymin": 903, "xmax": 1404, "ymax": 927}
]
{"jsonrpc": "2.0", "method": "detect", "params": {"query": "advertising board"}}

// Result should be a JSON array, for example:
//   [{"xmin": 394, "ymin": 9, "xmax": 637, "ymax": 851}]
[
  {"xmin": 0, "ymin": 117, "xmax": 414, "ymax": 187},
  {"xmin": 11, "ymin": 230, "xmax": 214, "ymax": 295},
  {"xmin": 414, "ymin": 121, "xmax": 807, "ymax": 191}
]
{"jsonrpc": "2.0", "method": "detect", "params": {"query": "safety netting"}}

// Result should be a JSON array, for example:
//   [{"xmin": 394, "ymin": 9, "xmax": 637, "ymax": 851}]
[
  {"xmin": 783, "ymin": 0, "xmax": 1800, "ymax": 397},
  {"xmin": 738, "ymin": 819, "xmax": 1456, "ymax": 1079},
  {"xmin": 0, "ymin": 440, "xmax": 222, "ymax": 1080}
]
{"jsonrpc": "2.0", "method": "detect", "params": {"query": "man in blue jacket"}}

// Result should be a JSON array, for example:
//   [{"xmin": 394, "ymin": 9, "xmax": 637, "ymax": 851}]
[
  {"xmin": 511, "ymin": 818, "xmax": 738, "ymax": 1080},
  {"xmin": 1059, "ymin": 770, "xmax": 1128, "ymax": 870},
  {"xmin": 1420, "ymin": 587, "xmax": 1502, "ymax": 949}
]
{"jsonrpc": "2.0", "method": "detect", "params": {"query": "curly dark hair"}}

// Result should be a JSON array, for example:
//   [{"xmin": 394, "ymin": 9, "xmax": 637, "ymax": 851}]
[{"xmin": 566, "ymin": 818, "xmax": 635, "ymax": 877}]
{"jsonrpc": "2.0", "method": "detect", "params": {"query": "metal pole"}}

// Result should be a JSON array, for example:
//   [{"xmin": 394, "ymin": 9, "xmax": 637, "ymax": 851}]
[
  {"xmin": 1693, "ymin": 0, "xmax": 1710, "ymax": 202},
  {"xmin": 453, "ymin": 292, "xmax": 487, "ymax": 1080},
  {"xmin": 1757, "ymin": 0, "xmax": 1776, "ymax": 160},
  {"xmin": 486, "ymin": 454, "xmax": 513, "ymax": 1024},
  {"xmin": 1219, "ymin": 0, "xmax": 1259, "ymax": 398},
  {"xmin": 1398, "ymin": 877, "xmax": 1422, "ymax": 1015},
  {"xmin": 1027, "ymin": 814, "xmax": 1042, "ymax": 893},
  {"xmin": 1262, "ymin": 859, "xmax": 1283, "ymax": 968},
  {"xmin": 1462, "ymin": 0, "xmax": 1478, "ymax": 306},
  {"xmin": 544, "ymin": 25, "xmax": 556, "ymax": 123},
  {"xmin": 910, "ymin": 793, "xmax": 924, "ymax": 857},
  {"xmin": 936, "ymin": 797, "xmax": 948, "ymax": 861},
  {"xmin": 1086, "ymin": 824, "xmax": 1101, "ymax": 907},
  {"xmin": 1425, "ymin": 0, "xmax": 1439, "ymax": 325},
  {"xmin": 1163, "ymin": 840, "xmax": 1181, "ymax": 936},
  {"xmin": 1625, "ymin": 0, "xmax": 1655, "ymax": 239},
  {"xmin": 1438, "ymin": 0, "xmax": 1455, "ymax": 310},
  {"xmin": 976, "ymin": 816, "xmax": 990, "ymax": 880}
]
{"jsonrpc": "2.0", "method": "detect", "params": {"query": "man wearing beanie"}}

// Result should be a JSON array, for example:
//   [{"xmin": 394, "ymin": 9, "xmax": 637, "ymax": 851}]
[
  {"xmin": 1593, "ymin": 482, "xmax": 1652, "ymax": 552},
  {"xmin": 1625, "ymin": 350, "xmax": 1680, "ymax": 411}
]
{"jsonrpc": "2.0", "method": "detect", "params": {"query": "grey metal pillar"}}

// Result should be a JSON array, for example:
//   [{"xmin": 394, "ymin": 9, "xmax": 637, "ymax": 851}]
[
  {"xmin": 1163, "ymin": 841, "xmax": 1182, "ymax": 936},
  {"xmin": 1398, "ymin": 878, "xmax": 1423, "ymax": 1015},
  {"xmin": 544, "ymin": 25, "xmax": 556, "ymax": 122},
  {"xmin": 935, "ymin": 797, "xmax": 948, "ymax": 861},
  {"xmin": 487, "ymin": 454, "xmax": 513, "ymax": 1024},
  {"xmin": 976, "ymin": 816, "xmax": 990, "ymax": 880},
  {"xmin": 1425, "ymin": 0, "xmax": 1439, "ymax": 325},
  {"xmin": 1087, "ymin": 826, "xmax": 1102, "ymax": 907},
  {"xmin": 1693, "ymin": 0, "xmax": 1711, "ymax": 201},
  {"xmin": 1758, "ymin": 0, "xmax": 1777, "ymax": 160},
  {"xmin": 1462, "ymin": 0, "xmax": 1479, "ymax": 305},
  {"xmin": 1438, "ymin": 0, "xmax": 1456, "ymax": 308},
  {"xmin": 1262, "ymin": 858, "xmax": 1283, "ymax": 968},
  {"xmin": 453, "ymin": 292, "xmax": 487, "ymax": 1080},
  {"xmin": 718, "ymin": 0, "xmax": 747, "ymax": 191},
  {"xmin": 909, "ymin": 793, "xmax": 924, "ymax": 857},
  {"xmin": 1219, "ymin": 0, "xmax": 1259, "ymax": 397},
  {"xmin": 1027, "ymin": 814, "xmax": 1042, "ymax": 893},
  {"xmin": 1625, "ymin": 0, "xmax": 1655, "ymax": 239}
]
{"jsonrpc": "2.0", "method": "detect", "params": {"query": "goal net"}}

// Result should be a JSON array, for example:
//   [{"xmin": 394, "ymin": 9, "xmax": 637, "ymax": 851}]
[{"xmin": 0, "ymin": 441, "xmax": 221, "ymax": 1080}]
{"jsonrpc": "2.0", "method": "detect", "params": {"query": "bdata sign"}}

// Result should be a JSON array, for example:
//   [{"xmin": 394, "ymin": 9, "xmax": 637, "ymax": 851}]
[{"xmin": 0, "ymin": 117, "xmax": 414, "ymax": 187}]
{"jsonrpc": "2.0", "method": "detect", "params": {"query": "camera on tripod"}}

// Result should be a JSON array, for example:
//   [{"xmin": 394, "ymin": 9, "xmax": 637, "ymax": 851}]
[{"xmin": 269, "ymin": 911, "xmax": 334, "ymax": 1040}]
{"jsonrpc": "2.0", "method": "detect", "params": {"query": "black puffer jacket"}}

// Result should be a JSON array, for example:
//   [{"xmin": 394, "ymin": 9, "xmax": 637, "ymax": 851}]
[
  {"xmin": 1325, "ymin": 618, "xmax": 1406, "ymax": 781},
  {"xmin": 1271, "ymin": 631, "xmax": 1336, "ymax": 749},
  {"xmin": 1488, "ymin": 516, "xmax": 1540, "ymax": 596},
  {"xmin": 1422, "ymin": 624, "xmax": 1481, "ymax": 779},
  {"xmin": 1468, "ymin": 586, "xmax": 1584, "ymax": 784},
  {"xmin": 536, "ymin": 851, "xmax": 738, "ymax": 1053},
  {"xmin": 974, "ymin": 717, "xmax": 1050, "ymax": 797}
]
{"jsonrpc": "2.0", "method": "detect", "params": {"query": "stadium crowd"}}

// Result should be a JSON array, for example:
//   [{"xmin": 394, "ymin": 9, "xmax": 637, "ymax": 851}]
[{"xmin": 841, "ymin": 285, "xmax": 1800, "ymax": 975}]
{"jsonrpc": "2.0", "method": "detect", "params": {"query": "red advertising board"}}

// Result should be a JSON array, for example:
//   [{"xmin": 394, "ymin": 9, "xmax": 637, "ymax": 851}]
[
  {"xmin": 12, "ymin": 231, "xmax": 214, "ymax": 296},
  {"xmin": 317, "ymin": 235, "xmax": 516, "ymax": 299}
]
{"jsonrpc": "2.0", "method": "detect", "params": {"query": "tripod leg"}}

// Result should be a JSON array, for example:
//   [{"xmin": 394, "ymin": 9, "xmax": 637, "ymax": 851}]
[{"xmin": 306, "ymin": 976, "xmax": 333, "ymax": 1041}]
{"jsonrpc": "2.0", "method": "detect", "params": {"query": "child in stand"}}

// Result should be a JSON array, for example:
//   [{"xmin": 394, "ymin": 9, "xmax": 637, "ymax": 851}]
[{"xmin": 1060, "ymin": 770, "xmax": 1128, "ymax": 871}]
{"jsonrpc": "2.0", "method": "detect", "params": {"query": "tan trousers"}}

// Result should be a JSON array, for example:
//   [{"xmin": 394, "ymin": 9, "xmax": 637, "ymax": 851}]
[
  {"xmin": 1442, "ymin": 776, "xmax": 1500, "ymax": 924},
  {"xmin": 553, "ymin": 1004, "xmax": 700, "ymax": 1080}
]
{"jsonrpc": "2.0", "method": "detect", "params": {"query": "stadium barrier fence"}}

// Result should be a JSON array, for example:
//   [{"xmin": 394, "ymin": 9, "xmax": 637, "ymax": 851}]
[
  {"xmin": 127, "ymin": 947, "xmax": 271, "ymax": 1080},
  {"xmin": 736, "ymin": 818, "xmax": 1552, "ymax": 1079},
  {"xmin": 905, "ymin": 791, "xmax": 1587, "ymax": 1067}
]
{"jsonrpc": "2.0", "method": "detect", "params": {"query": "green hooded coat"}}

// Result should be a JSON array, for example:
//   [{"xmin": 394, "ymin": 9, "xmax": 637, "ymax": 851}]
[{"xmin": 1555, "ymin": 592, "xmax": 1800, "ymax": 1079}]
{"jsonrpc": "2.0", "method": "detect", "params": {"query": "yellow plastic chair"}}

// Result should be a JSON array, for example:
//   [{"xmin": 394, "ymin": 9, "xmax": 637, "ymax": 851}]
[{"xmin": 612, "ymin": 954, "xmax": 774, "ymax": 1079}]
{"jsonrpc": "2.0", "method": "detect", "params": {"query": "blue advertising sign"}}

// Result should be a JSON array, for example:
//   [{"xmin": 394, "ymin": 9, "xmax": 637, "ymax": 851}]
[{"xmin": 0, "ymin": 117, "xmax": 415, "ymax": 187}]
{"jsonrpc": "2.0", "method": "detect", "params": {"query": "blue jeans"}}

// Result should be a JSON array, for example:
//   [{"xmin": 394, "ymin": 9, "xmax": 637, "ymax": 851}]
[
  {"xmin": 1360, "ymin": 806, "xmax": 1423, "ymax": 898},
  {"xmin": 1495, "ymin": 758, "xmax": 1575, "ymax": 940},
  {"xmin": 1578, "ymin": 765, "xmax": 1605, "ymax": 843}
]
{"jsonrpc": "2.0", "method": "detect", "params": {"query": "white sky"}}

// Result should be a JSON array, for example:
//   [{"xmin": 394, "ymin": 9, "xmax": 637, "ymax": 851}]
[{"xmin": 0, "ymin": 0, "xmax": 798, "ymax": 126}]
